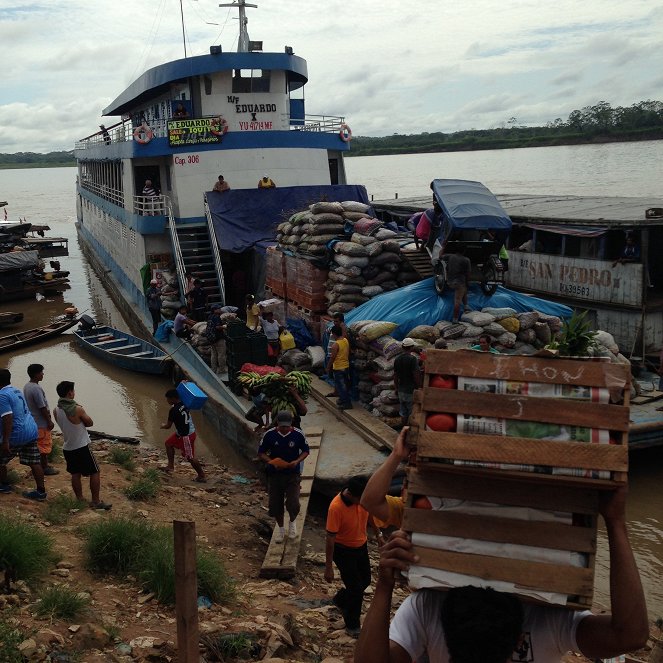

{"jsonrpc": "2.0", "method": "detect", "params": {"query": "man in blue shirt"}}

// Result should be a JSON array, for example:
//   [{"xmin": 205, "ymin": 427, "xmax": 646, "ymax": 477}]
[
  {"xmin": 0, "ymin": 368, "xmax": 47, "ymax": 500},
  {"xmin": 258, "ymin": 410, "xmax": 309, "ymax": 542}
]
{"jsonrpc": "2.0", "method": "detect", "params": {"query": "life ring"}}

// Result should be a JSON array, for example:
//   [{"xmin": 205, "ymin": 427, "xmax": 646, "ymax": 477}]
[
  {"xmin": 209, "ymin": 116, "xmax": 229, "ymax": 136},
  {"xmin": 339, "ymin": 123, "xmax": 352, "ymax": 142},
  {"xmin": 133, "ymin": 123, "xmax": 154, "ymax": 144}
]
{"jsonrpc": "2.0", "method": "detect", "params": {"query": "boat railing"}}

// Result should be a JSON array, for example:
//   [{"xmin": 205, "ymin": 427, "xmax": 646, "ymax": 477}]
[
  {"xmin": 288, "ymin": 114, "xmax": 345, "ymax": 133},
  {"xmin": 78, "ymin": 180, "xmax": 125, "ymax": 208},
  {"xmin": 134, "ymin": 195, "xmax": 167, "ymax": 216},
  {"xmin": 166, "ymin": 201, "xmax": 187, "ymax": 299},
  {"xmin": 204, "ymin": 199, "xmax": 227, "ymax": 306}
]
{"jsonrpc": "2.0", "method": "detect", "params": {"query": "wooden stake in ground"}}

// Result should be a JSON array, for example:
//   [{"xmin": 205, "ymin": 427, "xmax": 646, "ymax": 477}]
[{"xmin": 174, "ymin": 520, "xmax": 199, "ymax": 663}]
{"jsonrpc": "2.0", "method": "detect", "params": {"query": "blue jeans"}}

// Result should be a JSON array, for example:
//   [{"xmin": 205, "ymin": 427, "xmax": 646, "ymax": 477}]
[{"xmin": 333, "ymin": 369, "xmax": 351, "ymax": 407}]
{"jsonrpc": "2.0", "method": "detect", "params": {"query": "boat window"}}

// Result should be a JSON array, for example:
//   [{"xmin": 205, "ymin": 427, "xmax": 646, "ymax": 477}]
[
  {"xmin": 232, "ymin": 69, "xmax": 271, "ymax": 93},
  {"xmin": 537, "ymin": 230, "xmax": 563, "ymax": 256}
]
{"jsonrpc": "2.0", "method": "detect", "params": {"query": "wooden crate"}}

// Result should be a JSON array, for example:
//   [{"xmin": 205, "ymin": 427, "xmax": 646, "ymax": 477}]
[{"xmin": 403, "ymin": 350, "xmax": 631, "ymax": 608}]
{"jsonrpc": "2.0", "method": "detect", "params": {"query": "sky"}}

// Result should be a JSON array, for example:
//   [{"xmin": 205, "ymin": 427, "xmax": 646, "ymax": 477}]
[{"xmin": 0, "ymin": 0, "xmax": 661, "ymax": 153}]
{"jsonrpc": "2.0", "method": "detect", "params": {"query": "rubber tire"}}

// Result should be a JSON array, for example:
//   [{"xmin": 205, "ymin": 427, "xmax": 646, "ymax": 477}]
[
  {"xmin": 481, "ymin": 263, "xmax": 499, "ymax": 296},
  {"xmin": 434, "ymin": 261, "xmax": 447, "ymax": 296}
]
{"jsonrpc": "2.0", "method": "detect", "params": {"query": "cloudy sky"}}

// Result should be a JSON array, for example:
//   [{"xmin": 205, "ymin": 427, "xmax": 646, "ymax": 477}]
[{"xmin": 1, "ymin": 0, "xmax": 661, "ymax": 153}]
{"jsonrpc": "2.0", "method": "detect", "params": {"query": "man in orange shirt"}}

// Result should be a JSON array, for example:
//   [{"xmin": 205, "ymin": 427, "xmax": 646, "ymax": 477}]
[{"xmin": 325, "ymin": 476, "xmax": 373, "ymax": 637}]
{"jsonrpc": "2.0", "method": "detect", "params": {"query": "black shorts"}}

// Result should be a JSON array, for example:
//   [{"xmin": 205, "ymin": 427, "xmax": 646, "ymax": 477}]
[{"xmin": 63, "ymin": 445, "xmax": 99, "ymax": 476}]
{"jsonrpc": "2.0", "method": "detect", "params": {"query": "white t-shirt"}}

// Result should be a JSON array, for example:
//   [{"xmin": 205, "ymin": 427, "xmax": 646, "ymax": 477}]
[{"xmin": 389, "ymin": 589, "xmax": 591, "ymax": 663}]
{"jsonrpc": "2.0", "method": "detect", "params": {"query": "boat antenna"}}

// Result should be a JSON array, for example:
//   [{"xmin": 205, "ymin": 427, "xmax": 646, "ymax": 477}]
[
  {"xmin": 180, "ymin": 0, "xmax": 187, "ymax": 58},
  {"xmin": 218, "ymin": 0, "xmax": 257, "ymax": 52}
]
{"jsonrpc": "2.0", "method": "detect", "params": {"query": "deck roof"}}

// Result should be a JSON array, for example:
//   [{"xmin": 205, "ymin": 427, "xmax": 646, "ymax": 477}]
[{"xmin": 372, "ymin": 194, "xmax": 663, "ymax": 227}]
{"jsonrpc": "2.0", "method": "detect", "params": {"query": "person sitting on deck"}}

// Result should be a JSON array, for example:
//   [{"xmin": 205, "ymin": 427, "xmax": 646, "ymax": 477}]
[
  {"xmin": 258, "ymin": 174, "xmax": 276, "ymax": 189},
  {"xmin": 213, "ymin": 174, "xmax": 230, "ymax": 192},
  {"xmin": 470, "ymin": 333, "xmax": 500, "ymax": 354}
]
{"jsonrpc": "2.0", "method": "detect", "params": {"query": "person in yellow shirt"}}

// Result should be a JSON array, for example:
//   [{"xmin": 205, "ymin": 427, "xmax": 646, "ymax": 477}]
[
  {"xmin": 258, "ymin": 174, "xmax": 276, "ymax": 189},
  {"xmin": 245, "ymin": 294, "xmax": 260, "ymax": 330},
  {"xmin": 326, "ymin": 325, "xmax": 352, "ymax": 410}
]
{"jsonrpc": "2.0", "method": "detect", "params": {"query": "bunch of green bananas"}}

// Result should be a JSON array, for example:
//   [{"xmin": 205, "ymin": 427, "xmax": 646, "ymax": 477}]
[{"xmin": 285, "ymin": 371, "xmax": 313, "ymax": 398}]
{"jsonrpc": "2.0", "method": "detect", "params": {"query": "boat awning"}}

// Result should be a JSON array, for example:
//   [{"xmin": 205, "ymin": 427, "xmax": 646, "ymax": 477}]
[
  {"xmin": 206, "ymin": 185, "xmax": 370, "ymax": 254},
  {"xmin": 523, "ymin": 223, "xmax": 608, "ymax": 238}
]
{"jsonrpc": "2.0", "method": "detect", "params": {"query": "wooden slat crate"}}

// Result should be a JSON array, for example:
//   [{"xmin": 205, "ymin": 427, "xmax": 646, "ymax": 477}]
[{"xmin": 403, "ymin": 349, "xmax": 631, "ymax": 608}]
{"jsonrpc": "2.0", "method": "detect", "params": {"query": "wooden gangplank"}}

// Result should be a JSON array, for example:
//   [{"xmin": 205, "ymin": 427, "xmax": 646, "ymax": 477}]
[{"xmin": 259, "ymin": 427, "xmax": 323, "ymax": 579}]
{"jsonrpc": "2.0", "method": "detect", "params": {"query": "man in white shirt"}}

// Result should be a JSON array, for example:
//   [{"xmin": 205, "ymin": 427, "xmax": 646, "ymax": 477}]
[{"xmin": 355, "ymin": 486, "xmax": 648, "ymax": 663}]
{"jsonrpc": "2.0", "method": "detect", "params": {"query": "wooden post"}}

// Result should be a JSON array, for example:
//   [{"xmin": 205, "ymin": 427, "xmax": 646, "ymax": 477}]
[{"xmin": 173, "ymin": 520, "xmax": 199, "ymax": 663}]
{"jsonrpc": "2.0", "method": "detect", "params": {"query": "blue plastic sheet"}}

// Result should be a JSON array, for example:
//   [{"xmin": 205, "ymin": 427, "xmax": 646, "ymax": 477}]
[
  {"xmin": 342, "ymin": 279, "xmax": 572, "ymax": 340},
  {"xmin": 207, "ymin": 185, "xmax": 370, "ymax": 254},
  {"xmin": 286, "ymin": 317, "xmax": 316, "ymax": 350},
  {"xmin": 154, "ymin": 320, "xmax": 173, "ymax": 341}
]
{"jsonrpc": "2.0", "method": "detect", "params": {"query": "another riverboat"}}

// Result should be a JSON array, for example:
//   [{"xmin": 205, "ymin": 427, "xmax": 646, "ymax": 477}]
[
  {"xmin": 0, "ymin": 317, "xmax": 78, "ymax": 354},
  {"xmin": 73, "ymin": 324, "xmax": 172, "ymax": 375},
  {"xmin": 0, "ymin": 312, "xmax": 24, "ymax": 327},
  {"xmin": 0, "ymin": 250, "xmax": 70, "ymax": 302}
]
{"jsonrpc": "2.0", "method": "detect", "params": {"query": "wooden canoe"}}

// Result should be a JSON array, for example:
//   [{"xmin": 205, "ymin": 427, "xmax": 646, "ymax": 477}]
[
  {"xmin": 73, "ymin": 325, "xmax": 172, "ymax": 375},
  {"xmin": 0, "ymin": 317, "xmax": 78, "ymax": 353}
]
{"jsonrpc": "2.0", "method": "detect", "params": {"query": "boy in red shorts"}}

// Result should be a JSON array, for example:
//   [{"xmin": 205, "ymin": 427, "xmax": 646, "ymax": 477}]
[{"xmin": 160, "ymin": 388, "xmax": 206, "ymax": 482}]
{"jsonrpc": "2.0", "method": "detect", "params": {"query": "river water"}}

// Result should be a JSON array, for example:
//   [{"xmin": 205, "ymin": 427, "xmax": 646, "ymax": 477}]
[{"xmin": 1, "ymin": 141, "xmax": 662, "ymax": 616}]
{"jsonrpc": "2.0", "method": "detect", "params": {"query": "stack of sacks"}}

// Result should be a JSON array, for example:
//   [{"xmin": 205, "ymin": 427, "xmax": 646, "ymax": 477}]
[
  {"xmin": 275, "ymin": 201, "xmax": 374, "ymax": 257},
  {"xmin": 158, "ymin": 270, "xmax": 182, "ymax": 320},
  {"xmin": 327, "ymin": 228, "xmax": 417, "ymax": 317},
  {"xmin": 189, "ymin": 310, "xmax": 239, "ymax": 361},
  {"xmin": 349, "ymin": 320, "xmax": 404, "ymax": 428},
  {"xmin": 429, "ymin": 308, "xmax": 565, "ymax": 354},
  {"xmin": 279, "ymin": 348, "xmax": 313, "ymax": 372}
]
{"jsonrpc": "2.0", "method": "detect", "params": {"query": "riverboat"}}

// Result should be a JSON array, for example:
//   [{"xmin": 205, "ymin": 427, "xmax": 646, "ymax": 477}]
[{"xmin": 73, "ymin": 2, "xmax": 378, "ymax": 468}]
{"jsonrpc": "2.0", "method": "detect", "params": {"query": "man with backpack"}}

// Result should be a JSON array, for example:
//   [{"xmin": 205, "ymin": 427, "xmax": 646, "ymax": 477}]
[{"xmin": 205, "ymin": 304, "xmax": 227, "ymax": 375}]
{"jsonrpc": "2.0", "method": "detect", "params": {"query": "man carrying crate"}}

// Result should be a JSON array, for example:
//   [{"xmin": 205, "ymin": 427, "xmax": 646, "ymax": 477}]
[{"xmin": 354, "ymin": 486, "xmax": 648, "ymax": 663}]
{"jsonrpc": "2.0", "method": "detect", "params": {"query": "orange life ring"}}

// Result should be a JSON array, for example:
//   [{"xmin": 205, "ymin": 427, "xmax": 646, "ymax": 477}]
[
  {"xmin": 133, "ymin": 123, "xmax": 154, "ymax": 144},
  {"xmin": 339, "ymin": 123, "xmax": 352, "ymax": 142},
  {"xmin": 209, "ymin": 116, "xmax": 229, "ymax": 136}
]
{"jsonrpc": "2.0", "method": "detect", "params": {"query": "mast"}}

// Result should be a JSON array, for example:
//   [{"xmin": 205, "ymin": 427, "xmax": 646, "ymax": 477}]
[{"xmin": 219, "ymin": 0, "xmax": 258, "ymax": 52}]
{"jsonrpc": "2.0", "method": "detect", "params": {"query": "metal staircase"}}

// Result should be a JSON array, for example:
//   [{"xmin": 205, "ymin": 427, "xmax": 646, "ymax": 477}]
[{"xmin": 175, "ymin": 225, "xmax": 223, "ymax": 306}]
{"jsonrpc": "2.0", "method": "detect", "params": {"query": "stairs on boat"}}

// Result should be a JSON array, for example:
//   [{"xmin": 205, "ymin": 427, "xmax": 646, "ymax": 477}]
[
  {"xmin": 401, "ymin": 249, "xmax": 435, "ymax": 279},
  {"xmin": 174, "ymin": 224, "xmax": 223, "ymax": 306}
]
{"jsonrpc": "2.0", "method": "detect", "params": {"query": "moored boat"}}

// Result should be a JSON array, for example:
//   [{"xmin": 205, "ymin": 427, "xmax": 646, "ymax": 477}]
[
  {"xmin": 0, "ymin": 311, "xmax": 24, "ymax": 327},
  {"xmin": 0, "ymin": 317, "xmax": 78, "ymax": 354},
  {"xmin": 73, "ymin": 324, "xmax": 172, "ymax": 375}
]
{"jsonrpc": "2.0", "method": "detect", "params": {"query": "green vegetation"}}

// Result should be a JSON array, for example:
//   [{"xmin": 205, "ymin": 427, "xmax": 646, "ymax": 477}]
[
  {"xmin": 547, "ymin": 310, "xmax": 597, "ymax": 357},
  {"xmin": 34, "ymin": 585, "xmax": 89, "ymax": 620},
  {"xmin": 0, "ymin": 151, "xmax": 75, "ymax": 169},
  {"xmin": 108, "ymin": 445, "xmax": 136, "ymax": 471},
  {"xmin": 349, "ymin": 99, "xmax": 663, "ymax": 156},
  {"xmin": 81, "ymin": 518, "xmax": 235, "ymax": 606},
  {"xmin": 44, "ymin": 493, "xmax": 88, "ymax": 525},
  {"xmin": 0, "ymin": 612, "xmax": 25, "ymax": 663},
  {"xmin": 48, "ymin": 439, "xmax": 63, "ymax": 464},
  {"xmin": 0, "ymin": 516, "xmax": 58, "ymax": 588},
  {"xmin": 123, "ymin": 469, "xmax": 160, "ymax": 501},
  {"xmin": 202, "ymin": 633, "xmax": 255, "ymax": 661},
  {"xmin": 4, "ymin": 469, "xmax": 20, "ymax": 485}
]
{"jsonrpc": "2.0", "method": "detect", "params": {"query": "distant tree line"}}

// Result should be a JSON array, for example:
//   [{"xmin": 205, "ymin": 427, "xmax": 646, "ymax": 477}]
[
  {"xmin": 0, "ymin": 151, "xmax": 75, "ymax": 169},
  {"xmin": 348, "ymin": 100, "xmax": 663, "ymax": 156}
]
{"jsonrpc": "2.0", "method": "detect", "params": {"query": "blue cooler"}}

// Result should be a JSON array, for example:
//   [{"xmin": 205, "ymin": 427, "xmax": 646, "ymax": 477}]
[{"xmin": 176, "ymin": 381, "xmax": 208, "ymax": 410}]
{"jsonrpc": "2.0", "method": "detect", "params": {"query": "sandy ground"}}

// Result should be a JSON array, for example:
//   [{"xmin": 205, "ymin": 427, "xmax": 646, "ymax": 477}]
[{"xmin": 0, "ymin": 436, "xmax": 656, "ymax": 663}]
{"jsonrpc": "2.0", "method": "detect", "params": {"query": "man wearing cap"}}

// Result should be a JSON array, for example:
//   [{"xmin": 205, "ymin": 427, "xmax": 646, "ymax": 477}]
[
  {"xmin": 205, "ymin": 304, "xmax": 227, "ymax": 375},
  {"xmin": 393, "ymin": 338, "xmax": 422, "ymax": 427},
  {"xmin": 146, "ymin": 279, "xmax": 162, "ymax": 333},
  {"xmin": 258, "ymin": 410, "xmax": 310, "ymax": 542}
]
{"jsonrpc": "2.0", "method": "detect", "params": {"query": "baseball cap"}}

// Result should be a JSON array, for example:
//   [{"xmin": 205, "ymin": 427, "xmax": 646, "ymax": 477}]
[
  {"xmin": 150, "ymin": 279, "xmax": 158, "ymax": 285},
  {"xmin": 212, "ymin": 303, "xmax": 222, "ymax": 310},
  {"xmin": 276, "ymin": 410, "xmax": 293, "ymax": 425},
  {"xmin": 402, "ymin": 338, "xmax": 416, "ymax": 348}
]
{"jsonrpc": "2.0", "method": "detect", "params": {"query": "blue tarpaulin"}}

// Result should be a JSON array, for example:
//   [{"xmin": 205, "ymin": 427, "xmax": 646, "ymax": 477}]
[
  {"xmin": 339, "ymin": 279, "xmax": 572, "ymax": 340},
  {"xmin": 207, "ymin": 185, "xmax": 370, "ymax": 254}
]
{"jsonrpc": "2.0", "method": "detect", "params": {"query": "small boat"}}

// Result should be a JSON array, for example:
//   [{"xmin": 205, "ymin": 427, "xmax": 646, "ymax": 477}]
[
  {"xmin": 0, "ymin": 317, "xmax": 78, "ymax": 354},
  {"xmin": 0, "ymin": 311, "xmax": 24, "ymax": 327},
  {"xmin": 73, "ymin": 325, "xmax": 172, "ymax": 375}
]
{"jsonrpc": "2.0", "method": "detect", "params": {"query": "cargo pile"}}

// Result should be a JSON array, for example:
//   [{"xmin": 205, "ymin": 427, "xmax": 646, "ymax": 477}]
[{"xmin": 155, "ymin": 270, "xmax": 182, "ymax": 320}]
